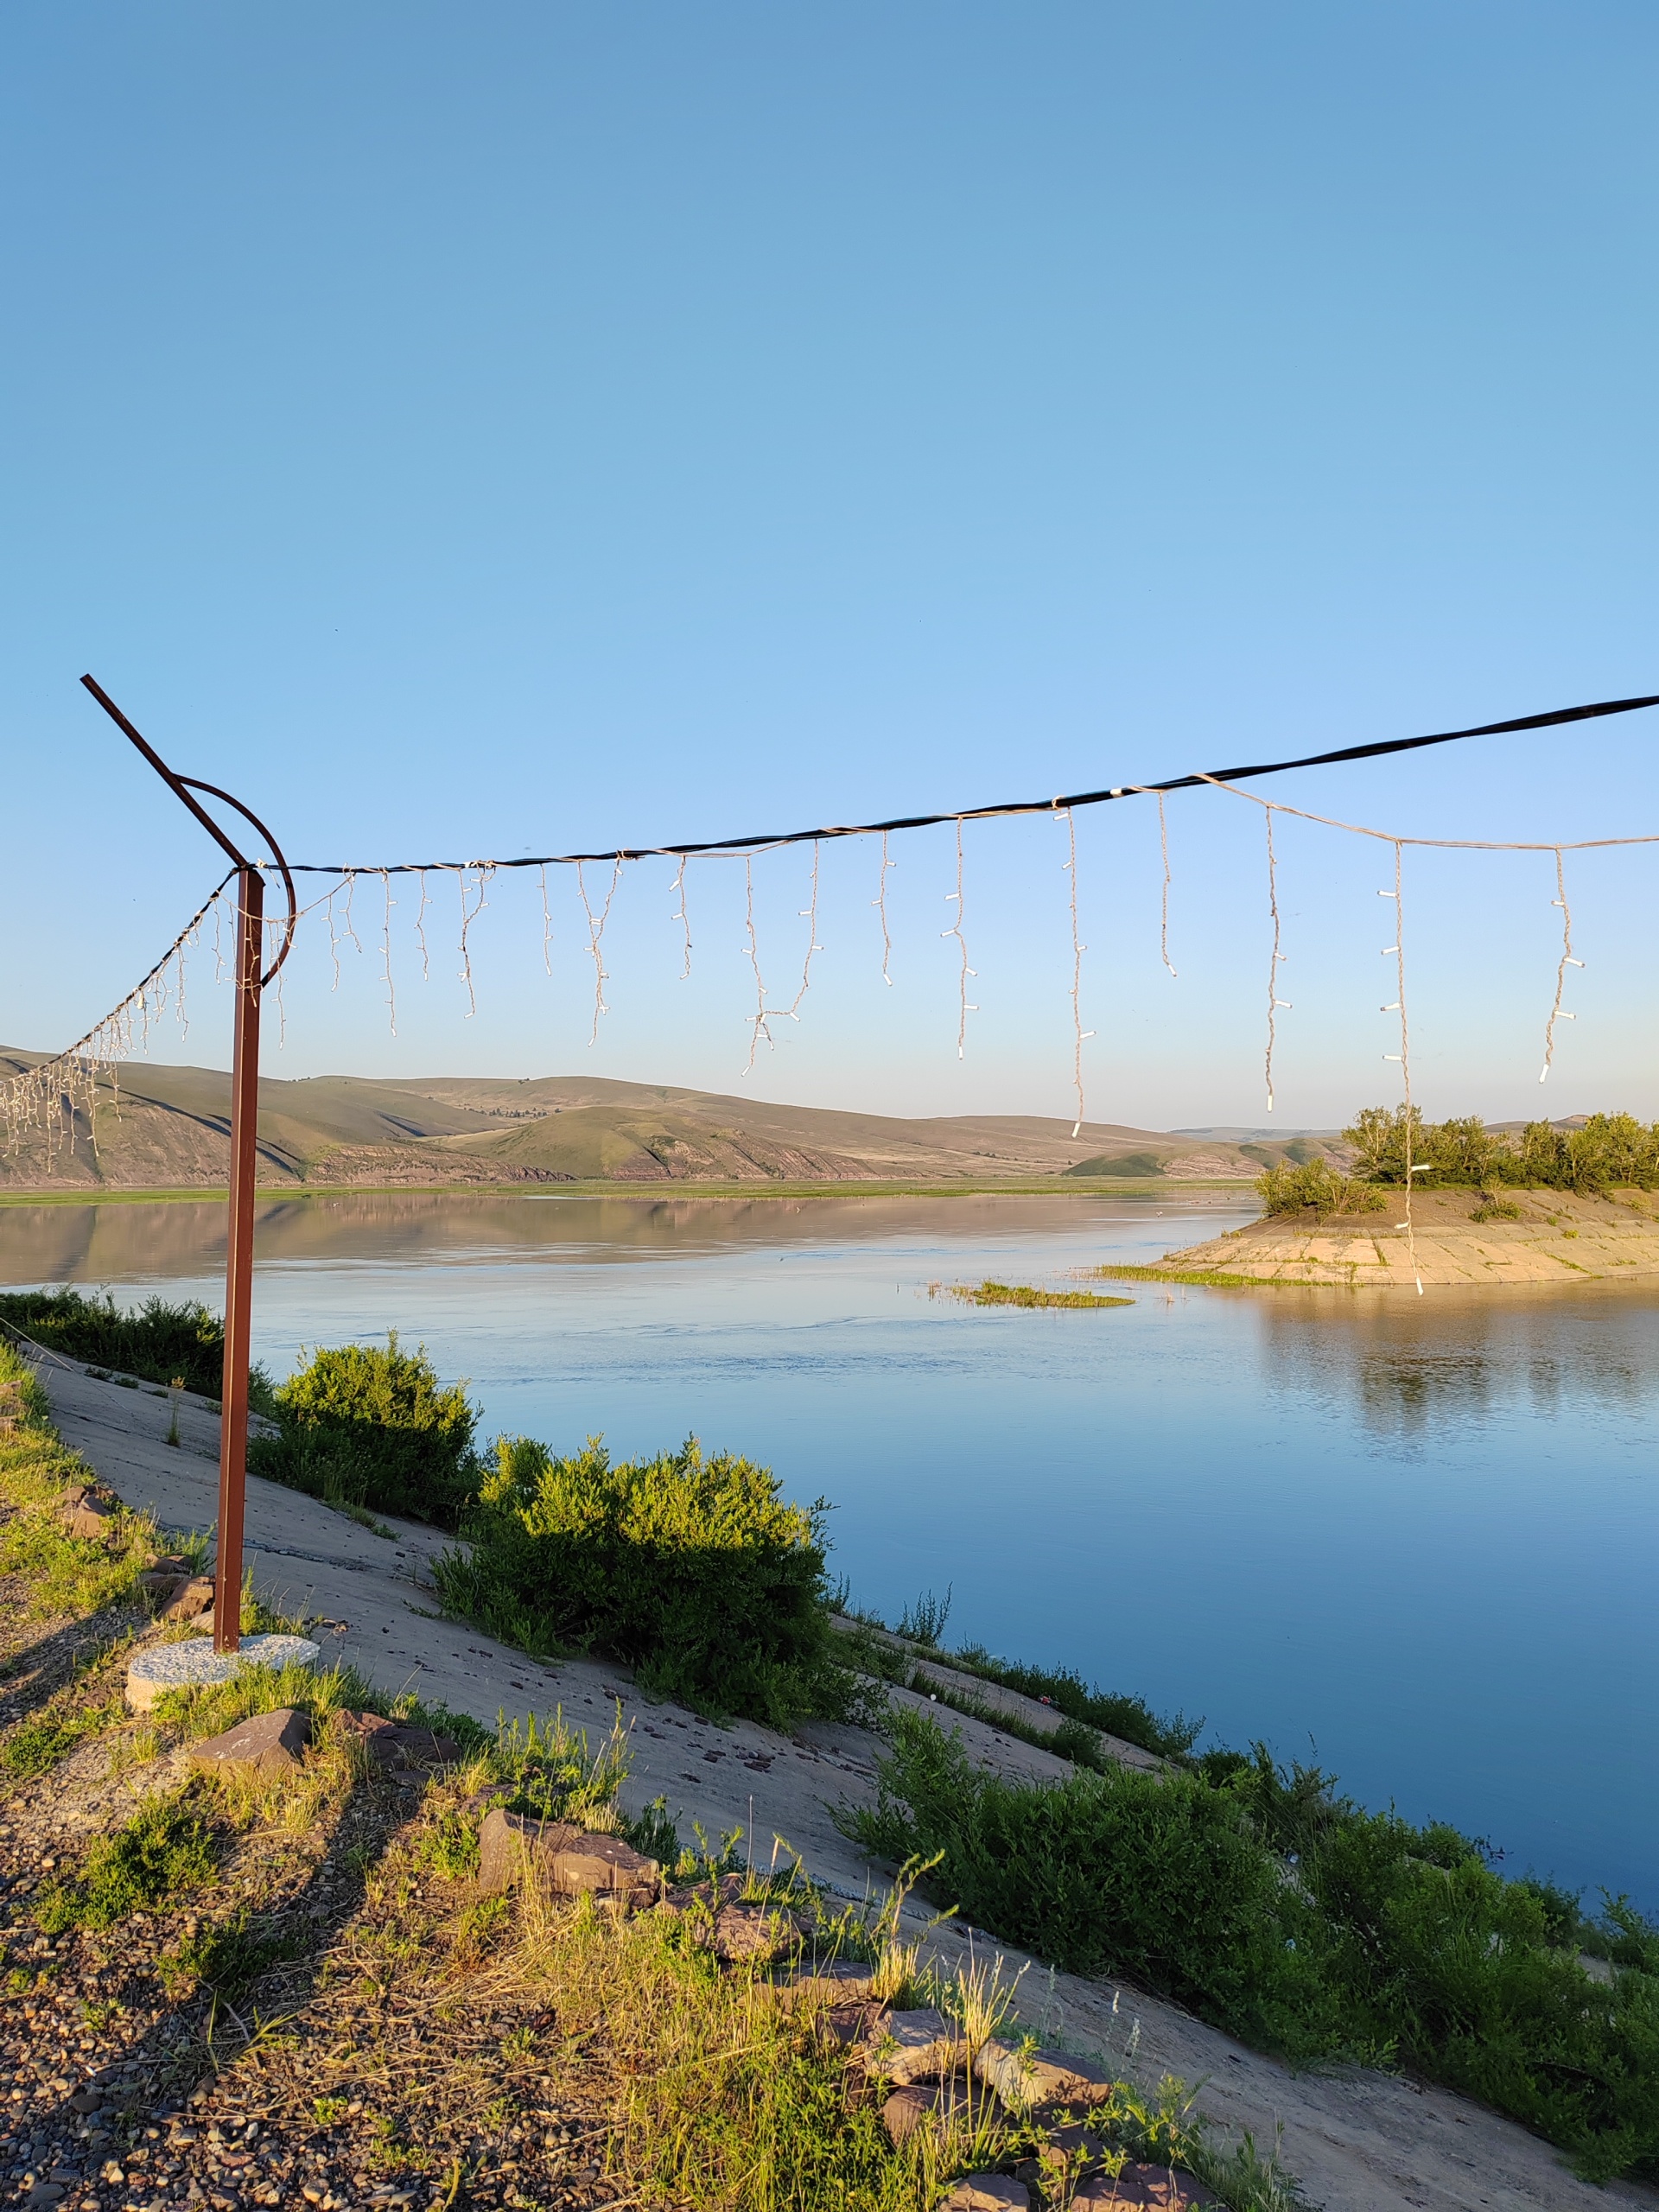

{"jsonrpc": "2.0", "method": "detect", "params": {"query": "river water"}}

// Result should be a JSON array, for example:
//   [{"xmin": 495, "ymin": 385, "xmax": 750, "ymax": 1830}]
[{"xmin": 3, "ymin": 1191, "xmax": 1654, "ymax": 1907}]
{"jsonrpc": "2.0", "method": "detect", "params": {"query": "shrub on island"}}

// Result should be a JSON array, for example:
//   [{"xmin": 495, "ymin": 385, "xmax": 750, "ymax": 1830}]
[
  {"xmin": 1254, "ymin": 1158, "xmax": 1384, "ymax": 1216},
  {"xmin": 1344, "ymin": 1105, "xmax": 1659, "ymax": 1192}
]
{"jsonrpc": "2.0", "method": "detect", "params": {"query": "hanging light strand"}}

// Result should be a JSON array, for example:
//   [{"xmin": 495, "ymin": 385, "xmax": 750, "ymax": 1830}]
[
  {"xmin": 741, "ymin": 855, "xmax": 772, "ymax": 1075},
  {"xmin": 671, "ymin": 855, "xmax": 693, "ymax": 981},
  {"xmin": 1378, "ymin": 844, "xmax": 1424, "ymax": 1296},
  {"xmin": 1156, "ymin": 791, "xmax": 1179, "ymax": 979},
  {"xmin": 785, "ymin": 841, "xmax": 823, "ymax": 1019},
  {"xmin": 873, "ymin": 831, "xmax": 895, "ymax": 987},
  {"xmin": 1540, "ymin": 848, "xmax": 1583, "ymax": 1084},
  {"xmin": 941, "ymin": 818, "xmax": 979, "ymax": 1060},
  {"xmin": 575, "ymin": 859, "xmax": 620, "ymax": 1045},
  {"xmin": 456, "ymin": 865, "xmax": 493, "ymax": 1020},
  {"xmin": 1061, "ymin": 809, "xmax": 1095, "ymax": 1137},
  {"xmin": 1262, "ymin": 807, "xmax": 1290, "ymax": 1113},
  {"xmin": 1, "ymin": 871, "xmax": 235, "ymax": 1166},
  {"xmin": 380, "ymin": 871, "xmax": 397, "ymax": 1035},
  {"xmin": 414, "ymin": 869, "xmax": 432, "ymax": 982}
]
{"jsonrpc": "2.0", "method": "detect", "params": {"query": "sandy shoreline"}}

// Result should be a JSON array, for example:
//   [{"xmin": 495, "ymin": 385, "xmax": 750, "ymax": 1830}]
[{"xmin": 1148, "ymin": 1185, "xmax": 1659, "ymax": 1289}]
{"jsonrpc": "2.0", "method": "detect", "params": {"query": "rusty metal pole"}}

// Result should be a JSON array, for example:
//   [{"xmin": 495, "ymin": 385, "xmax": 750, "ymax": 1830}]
[
  {"xmin": 215, "ymin": 863, "xmax": 265, "ymax": 1654},
  {"xmin": 79, "ymin": 676, "xmax": 296, "ymax": 1660}
]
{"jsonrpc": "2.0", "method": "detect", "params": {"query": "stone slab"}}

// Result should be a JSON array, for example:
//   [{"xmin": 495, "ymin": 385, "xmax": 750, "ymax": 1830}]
[
  {"xmin": 941, "ymin": 2180, "xmax": 1029, "ymax": 2212},
  {"xmin": 1072, "ymin": 2167, "xmax": 1218, "ymax": 2209},
  {"xmin": 162, "ymin": 1575, "xmax": 215, "ymax": 1622},
  {"xmin": 976, "ymin": 2038, "xmax": 1119, "ymax": 2113},
  {"xmin": 334, "ymin": 1710, "xmax": 461, "ymax": 1770},
  {"xmin": 696, "ymin": 1897, "xmax": 809, "ymax": 1963},
  {"xmin": 476, "ymin": 1806, "xmax": 659, "ymax": 1905},
  {"xmin": 192, "ymin": 1706, "xmax": 314, "ymax": 1778},
  {"xmin": 61, "ymin": 1495, "xmax": 117, "ymax": 1540},
  {"xmin": 880, "ymin": 2075, "xmax": 979, "ymax": 2145},
  {"xmin": 766, "ymin": 1957, "xmax": 880, "ymax": 2009},
  {"xmin": 124, "ymin": 1633, "xmax": 321, "ymax": 1713},
  {"xmin": 865, "ymin": 2005, "xmax": 971, "ymax": 2084}
]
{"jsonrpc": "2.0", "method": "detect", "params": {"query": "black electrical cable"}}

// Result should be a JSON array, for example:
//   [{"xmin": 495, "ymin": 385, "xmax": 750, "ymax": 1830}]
[{"xmin": 285, "ymin": 689, "xmax": 1659, "ymax": 874}]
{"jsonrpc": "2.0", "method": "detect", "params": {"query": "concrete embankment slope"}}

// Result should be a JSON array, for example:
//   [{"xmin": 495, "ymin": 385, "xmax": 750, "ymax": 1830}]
[
  {"xmin": 1159, "ymin": 1186, "xmax": 1659, "ymax": 1287},
  {"xmin": 28, "ymin": 1356, "xmax": 1659, "ymax": 2212}
]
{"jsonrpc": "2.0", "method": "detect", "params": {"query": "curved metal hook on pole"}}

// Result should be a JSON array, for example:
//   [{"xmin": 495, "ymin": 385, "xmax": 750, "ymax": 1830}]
[
  {"xmin": 79, "ymin": 675, "xmax": 298, "ymax": 986},
  {"xmin": 80, "ymin": 673, "xmax": 296, "ymax": 1655}
]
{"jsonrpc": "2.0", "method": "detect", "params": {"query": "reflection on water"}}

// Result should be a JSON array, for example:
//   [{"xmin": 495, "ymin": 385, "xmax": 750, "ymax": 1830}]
[
  {"xmin": 1257, "ymin": 1292, "xmax": 1659, "ymax": 1437},
  {"xmin": 0, "ymin": 1190, "xmax": 1216, "ymax": 1281},
  {"xmin": 1, "ymin": 1190, "xmax": 1653, "ymax": 1907}
]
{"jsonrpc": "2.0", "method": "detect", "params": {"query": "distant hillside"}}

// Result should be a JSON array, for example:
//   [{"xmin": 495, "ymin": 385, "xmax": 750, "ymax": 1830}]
[{"xmin": 0, "ymin": 1051, "xmax": 1341, "ymax": 1191}]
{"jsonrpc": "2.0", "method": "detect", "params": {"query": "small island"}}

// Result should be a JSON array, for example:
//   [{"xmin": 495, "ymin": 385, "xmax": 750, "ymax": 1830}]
[
  {"xmin": 1160, "ymin": 1185, "xmax": 1659, "ymax": 1288},
  {"xmin": 1144, "ymin": 1107, "xmax": 1659, "ymax": 1290}
]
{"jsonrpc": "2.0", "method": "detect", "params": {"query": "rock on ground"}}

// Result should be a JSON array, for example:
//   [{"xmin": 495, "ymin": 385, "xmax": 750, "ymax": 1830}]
[{"xmin": 190, "ymin": 1706, "xmax": 313, "ymax": 1778}]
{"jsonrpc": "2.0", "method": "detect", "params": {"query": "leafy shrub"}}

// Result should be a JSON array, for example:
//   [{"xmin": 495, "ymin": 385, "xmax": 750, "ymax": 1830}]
[
  {"xmin": 0, "ymin": 1287, "xmax": 272, "ymax": 1403},
  {"xmin": 415, "ymin": 1811, "xmax": 482, "ymax": 1881},
  {"xmin": 433, "ymin": 1433, "xmax": 849, "ymax": 1727},
  {"xmin": 845, "ymin": 1709, "xmax": 1320, "ymax": 2050},
  {"xmin": 896, "ymin": 1586, "xmax": 952, "ymax": 1646},
  {"xmin": 251, "ymin": 1333, "xmax": 480, "ymax": 1524},
  {"xmin": 1510, "ymin": 1112, "xmax": 1659, "ymax": 1192},
  {"xmin": 849, "ymin": 1713, "xmax": 1659, "ymax": 2183},
  {"xmin": 1255, "ymin": 1158, "xmax": 1385, "ymax": 1216}
]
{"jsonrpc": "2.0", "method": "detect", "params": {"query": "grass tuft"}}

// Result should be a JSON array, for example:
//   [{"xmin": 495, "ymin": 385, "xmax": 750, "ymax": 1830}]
[
  {"xmin": 38, "ymin": 1789, "xmax": 219, "ymax": 1931},
  {"xmin": 0, "ymin": 1344, "xmax": 158, "ymax": 1620}
]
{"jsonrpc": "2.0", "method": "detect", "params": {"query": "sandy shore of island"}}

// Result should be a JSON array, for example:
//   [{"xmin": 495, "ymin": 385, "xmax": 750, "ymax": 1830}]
[
  {"xmin": 1149, "ymin": 1185, "xmax": 1659, "ymax": 1289},
  {"xmin": 18, "ymin": 1350, "xmax": 1658, "ymax": 2212}
]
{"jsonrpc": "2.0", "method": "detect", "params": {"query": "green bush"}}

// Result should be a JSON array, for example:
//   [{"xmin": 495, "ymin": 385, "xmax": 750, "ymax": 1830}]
[
  {"xmin": 847, "ymin": 1714, "xmax": 1659, "ymax": 2183},
  {"xmin": 1510, "ymin": 1111, "xmax": 1659, "ymax": 1192},
  {"xmin": 250, "ymin": 1333, "xmax": 480, "ymax": 1525},
  {"xmin": 0, "ymin": 1287, "xmax": 268, "ymax": 1402},
  {"xmin": 433, "ymin": 1433, "xmax": 849, "ymax": 1728},
  {"xmin": 1255, "ymin": 1158, "xmax": 1385, "ymax": 1216},
  {"xmin": 845, "ymin": 1709, "xmax": 1322, "ymax": 2050}
]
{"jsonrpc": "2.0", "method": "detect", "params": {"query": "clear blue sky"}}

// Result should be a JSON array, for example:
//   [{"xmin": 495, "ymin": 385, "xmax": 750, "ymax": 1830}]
[{"xmin": 3, "ymin": 3, "xmax": 1656, "ymax": 1128}]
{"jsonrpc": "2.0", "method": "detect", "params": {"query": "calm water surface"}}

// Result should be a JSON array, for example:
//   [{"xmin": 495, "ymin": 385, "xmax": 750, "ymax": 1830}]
[{"xmin": 4, "ymin": 1192, "xmax": 1654, "ymax": 1905}]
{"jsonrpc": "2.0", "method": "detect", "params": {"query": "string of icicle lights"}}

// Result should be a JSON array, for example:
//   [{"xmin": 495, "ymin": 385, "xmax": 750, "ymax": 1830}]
[{"xmin": 6, "ymin": 693, "xmax": 1659, "ymax": 1172}]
